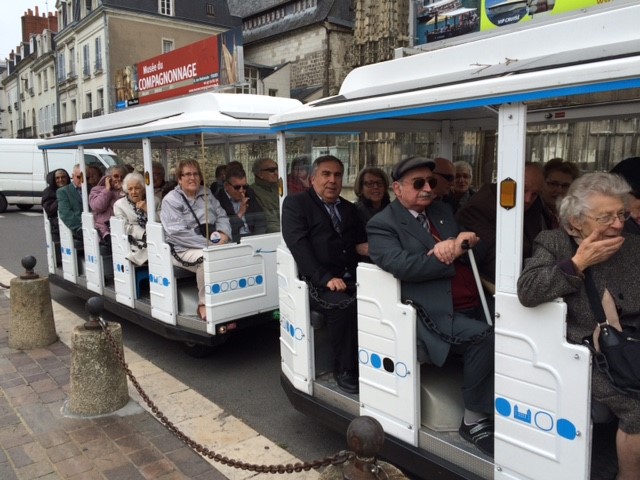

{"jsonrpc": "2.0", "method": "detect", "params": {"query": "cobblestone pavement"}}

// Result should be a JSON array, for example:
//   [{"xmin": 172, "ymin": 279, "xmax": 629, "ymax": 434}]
[{"xmin": 0, "ymin": 269, "xmax": 319, "ymax": 480}]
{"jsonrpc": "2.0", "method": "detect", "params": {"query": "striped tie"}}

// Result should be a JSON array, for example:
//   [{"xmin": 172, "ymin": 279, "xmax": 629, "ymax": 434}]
[
  {"xmin": 326, "ymin": 203, "xmax": 342, "ymax": 234},
  {"xmin": 417, "ymin": 213, "xmax": 429, "ymax": 230}
]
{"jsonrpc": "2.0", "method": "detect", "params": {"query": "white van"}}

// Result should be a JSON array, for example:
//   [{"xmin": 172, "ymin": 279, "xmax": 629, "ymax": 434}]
[{"xmin": 0, "ymin": 139, "xmax": 121, "ymax": 213}]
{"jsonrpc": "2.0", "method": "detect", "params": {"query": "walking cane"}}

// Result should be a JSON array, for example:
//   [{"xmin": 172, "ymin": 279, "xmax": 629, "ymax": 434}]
[{"xmin": 462, "ymin": 241, "xmax": 493, "ymax": 326}]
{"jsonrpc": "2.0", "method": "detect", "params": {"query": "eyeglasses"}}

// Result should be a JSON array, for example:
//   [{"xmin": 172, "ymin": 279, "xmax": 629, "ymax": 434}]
[
  {"xmin": 405, "ymin": 177, "xmax": 437, "ymax": 190},
  {"xmin": 363, "ymin": 180, "xmax": 384, "ymax": 188},
  {"xmin": 583, "ymin": 211, "xmax": 631, "ymax": 225},
  {"xmin": 229, "ymin": 184, "xmax": 248, "ymax": 191},
  {"xmin": 261, "ymin": 167, "xmax": 278, "ymax": 173},
  {"xmin": 181, "ymin": 172, "xmax": 200, "ymax": 178},
  {"xmin": 74, "ymin": 175, "xmax": 82, "ymax": 179},
  {"xmin": 546, "ymin": 180, "xmax": 572, "ymax": 190},
  {"xmin": 434, "ymin": 172, "xmax": 455, "ymax": 183}
]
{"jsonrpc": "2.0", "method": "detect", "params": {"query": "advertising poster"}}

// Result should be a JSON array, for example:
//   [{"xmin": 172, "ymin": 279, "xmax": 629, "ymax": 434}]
[
  {"xmin": 415, "ymin": 0, "xmax": 618, "ymax": 46},
  {"xmin": 115, "ymin": 27, "xmax": 244, "ymax": 109}
]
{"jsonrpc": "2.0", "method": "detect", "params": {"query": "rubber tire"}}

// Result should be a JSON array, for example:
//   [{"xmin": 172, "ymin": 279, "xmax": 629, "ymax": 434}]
[
  {"xmin": 180, "ymin": 341, "xmax": 218, "ymax": 358},
  {"xmin": 17, "ymin": 204, "xmax": 33, "ymax": 211},
  {"xmin": 0, "ymin": 194, "xmax": 7, "ymax": 213}
]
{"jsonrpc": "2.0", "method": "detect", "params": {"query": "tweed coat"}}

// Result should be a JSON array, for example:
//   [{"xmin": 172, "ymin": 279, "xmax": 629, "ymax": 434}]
[
  {"xmin": 518, "ymin": 229, "xmax": 640, "ymax": 432},
  {"xmin": 367, "ymin": 199, "xmax": 487, "ymax": 367}
]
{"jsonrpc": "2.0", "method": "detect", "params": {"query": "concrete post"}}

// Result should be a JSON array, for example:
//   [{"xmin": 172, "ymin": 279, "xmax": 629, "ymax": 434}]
[
  {"xmin": 66, "ymin": 297, "xmax": 129, "ymax": 416},
  {"xmin": 8, "ymin": 256, "xmax": 58, "ymax": 349},
  {"xmin": 319, "ymin": 416, "xmax": 408, "ymax": 479}
]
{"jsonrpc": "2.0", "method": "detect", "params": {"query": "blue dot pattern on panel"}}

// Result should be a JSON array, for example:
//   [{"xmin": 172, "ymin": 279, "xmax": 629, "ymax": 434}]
[{"xmin": 207, "ymin": 274, "xmax": 264, "ymax": 295}]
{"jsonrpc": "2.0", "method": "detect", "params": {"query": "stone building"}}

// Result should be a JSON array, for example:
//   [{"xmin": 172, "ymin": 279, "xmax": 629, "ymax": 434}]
[
  {"xmin": 52, "ymin": 0, "xmax": 240, "ymax": 136},
  {"xmin": 228, "ymin": 0, "xmax": 355, "ymax": 102},
  {"xmin": 1, "ymin": 7, "xmax": 58, "ymax": 139}
]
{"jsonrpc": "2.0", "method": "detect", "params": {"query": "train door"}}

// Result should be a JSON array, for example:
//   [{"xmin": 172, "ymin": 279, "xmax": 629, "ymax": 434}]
[{"xmin": 493, "ymin": 103, "xmax": 592, "ymax": 479}]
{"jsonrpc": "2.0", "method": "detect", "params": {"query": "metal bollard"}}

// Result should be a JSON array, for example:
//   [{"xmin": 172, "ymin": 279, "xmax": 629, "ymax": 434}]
[
  {"xmin": 65, "ymin": 297, "xmax": 129, "ymax": 416},
  {"xmin": 319, "ymin": 416, "xmax": 409, "ymax": 480},
  {"xmin": 8, "ymin": 256, "xmax": 58, "ymax": 349}
]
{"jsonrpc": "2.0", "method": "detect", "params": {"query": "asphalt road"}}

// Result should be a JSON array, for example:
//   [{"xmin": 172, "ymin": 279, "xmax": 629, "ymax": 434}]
[{"xmin": 0, "ymin": 205, "xmax": 347, "ymax": 468}]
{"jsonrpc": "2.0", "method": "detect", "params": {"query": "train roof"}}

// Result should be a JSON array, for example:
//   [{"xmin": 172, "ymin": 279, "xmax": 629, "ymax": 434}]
[
  {"xmin": 269, "ymin": 2, "xmax": 640, "ymax": 133},
  {"xmin": 41, "ymin": 93, "xmax": 302, "ymax": 149}
]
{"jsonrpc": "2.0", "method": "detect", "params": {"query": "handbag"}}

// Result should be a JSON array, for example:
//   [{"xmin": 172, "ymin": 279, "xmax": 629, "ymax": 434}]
[
  {"xmin": 180, "ymin": 194, "xmax": 214, "ymax": 239},
  {"xmin": 582, "ymin": 269, "xmax": 640, "ymax": 394}
]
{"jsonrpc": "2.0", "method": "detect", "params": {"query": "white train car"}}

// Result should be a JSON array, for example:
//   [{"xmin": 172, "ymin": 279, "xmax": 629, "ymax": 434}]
[
  {"xmin": 42, "ymin": 92, "xmax": 301, "ymax": 356},
  {"xmin": 271, "ymin": 3, "xmax": 640, "ymax": 479}
]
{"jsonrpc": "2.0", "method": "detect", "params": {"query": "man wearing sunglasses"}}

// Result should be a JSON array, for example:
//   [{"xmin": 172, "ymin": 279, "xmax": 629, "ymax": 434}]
[
  {"xmin": 214, "ymin": 164, "xmax": 266, "ymax": 243},
  {"xmin": 251, "ymin": 158, "xmax": 280, "ymax": 233},
  {"xmin": 367, "ymin": 156, "xmax": 495, "ymax": 457},
  {"xmin": 432, "ymin": 157, "xmax": 457, "ymax": 210}
]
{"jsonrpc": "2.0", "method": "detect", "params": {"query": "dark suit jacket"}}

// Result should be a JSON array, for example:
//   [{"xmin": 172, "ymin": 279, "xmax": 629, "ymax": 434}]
[
  {"xmin": 56, "ymin": 183, "xmax": 83, "ymax": 234},
  {"xmin": 456, "ymin": 183, "xmax": 552, "ymax": 282},
  {"xmin": 214, "ymin": 188, "xmax": 267, "ymax": 243},
  {"xmin": 367, "ymin": 199, "xmax": 476, "ymax": 366},
  {"xmin": 282, "ymin": 190, "xmax": 367, "ymax": 287}
]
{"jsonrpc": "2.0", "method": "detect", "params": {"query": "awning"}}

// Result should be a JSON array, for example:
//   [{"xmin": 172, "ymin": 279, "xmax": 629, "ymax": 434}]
[{"xmin": 440, "ymin": 7, "xmax": 476, "ymax": 18}]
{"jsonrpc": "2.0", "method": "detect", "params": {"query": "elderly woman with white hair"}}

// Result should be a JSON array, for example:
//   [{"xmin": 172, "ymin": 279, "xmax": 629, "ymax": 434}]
[
  {"xmin": 518, "ymin": 172, "xmax": 640, "ymax": 479},
  {"xmin": 113, "ymin": 172, "xmax": 154, "ymax": 266}
]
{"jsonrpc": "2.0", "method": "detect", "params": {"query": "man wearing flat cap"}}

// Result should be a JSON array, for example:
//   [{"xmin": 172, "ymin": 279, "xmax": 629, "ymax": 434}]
[{"xmin": 366, "ymin": 156, "xmax": 495, "ymax": 457}]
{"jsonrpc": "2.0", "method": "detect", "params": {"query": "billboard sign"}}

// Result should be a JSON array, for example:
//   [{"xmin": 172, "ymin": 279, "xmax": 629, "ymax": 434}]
[
  {"xmin": 115, "ymin": 27, "xmax": 244, "ymax": 109},
  {"xmin": 414, "ymin": 0, "xmax": 621, "ymax": 46}
]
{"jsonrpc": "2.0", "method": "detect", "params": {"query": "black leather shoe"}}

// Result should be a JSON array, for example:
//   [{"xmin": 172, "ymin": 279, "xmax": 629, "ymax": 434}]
[{"xmin": 334, "ymin": 370, "xmax": 359, "ymax": 394}]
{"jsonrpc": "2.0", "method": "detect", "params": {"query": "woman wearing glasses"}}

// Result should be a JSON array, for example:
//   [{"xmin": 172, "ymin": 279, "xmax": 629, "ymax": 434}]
[
  {"xmin": 353, "ymin": 167, "xmax": 391, "ymax": 225},
  {"xmin": 518, "ymin": 172, "xmax": 640, "ymax": 479},
  {"xmin": 113, "ymin": 172, "xmax": 154, "ymax": 266},
  {"xmin": 89, "ymin": 165, "xmax": 128, "ymax": 246},
  {"xmin": 541, "ymin": 158, "xmax": 580, "ymax": 227},
  {"xmin": 161, "ymin": 160, "xmax": 231, "ymax": 321},
  {"xmin": 452, "ymin": 161, "xmax": 476, "ymax": 213}
]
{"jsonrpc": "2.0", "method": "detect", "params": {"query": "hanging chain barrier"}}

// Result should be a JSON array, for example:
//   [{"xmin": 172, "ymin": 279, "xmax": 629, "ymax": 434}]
[
  {"xmin": 306, "ymin": 280, "xmax": 357, "ymax": 310},
  {"xmin": 96, "ymin": 317, "xmax": 354, "ymax": 474}
]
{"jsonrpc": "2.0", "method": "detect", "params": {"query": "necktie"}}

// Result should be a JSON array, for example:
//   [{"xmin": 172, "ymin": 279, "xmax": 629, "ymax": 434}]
[
  {"xmin": 417, "ymin": 213, "xmax": 429, "ymax": 230},
  {"xmin": 326, "ymin": 203, "xmax": 342, "ymax": 234}
]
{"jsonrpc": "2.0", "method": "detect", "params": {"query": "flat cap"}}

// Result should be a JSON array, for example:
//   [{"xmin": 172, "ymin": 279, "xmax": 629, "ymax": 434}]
[{"xmin": 391, "ymin": 156, "xmax": 436, "ymax": 181}]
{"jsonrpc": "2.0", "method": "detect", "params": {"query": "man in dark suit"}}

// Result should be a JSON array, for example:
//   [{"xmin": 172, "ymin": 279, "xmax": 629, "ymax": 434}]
[
  {"xmin": 456, "ymin": 162, "xmax": 553, "ymax": 285},
  {"xmin": 282, "ymin": 155, "xmax": 368, "ymax": 394},
  {"xmin": 56, "ymin": 164, "xmax": 84, "ymax": 241},
  {"xmin": 214, "ymin": 165, "xmax": 267, "ymax": 243},
  {"xmin": 367, "ymin": 156, "xmax": 495, "ymax": 457}
]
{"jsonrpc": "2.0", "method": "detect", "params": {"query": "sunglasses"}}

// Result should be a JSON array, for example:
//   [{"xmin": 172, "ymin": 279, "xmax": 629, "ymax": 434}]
[
  {"xmin": 261, "ymin": 167, "xmax": 278, "ymax": 173},
  {"xmin": 407, "ymin": 177, "xmax": 438, "ymax": 190},
  {"xmin": 229, "ymin": 184, "xmax": 248, "ymax": 191},
  {"xmin": 434, "ymin": 172, "xmax": 455, "ymax": 183}
]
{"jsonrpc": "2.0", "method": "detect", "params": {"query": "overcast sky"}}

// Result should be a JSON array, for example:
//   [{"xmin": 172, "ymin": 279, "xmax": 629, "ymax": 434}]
[{"xmin": 1, "ymin": 1, "xmax": 52, "ymax": 60}]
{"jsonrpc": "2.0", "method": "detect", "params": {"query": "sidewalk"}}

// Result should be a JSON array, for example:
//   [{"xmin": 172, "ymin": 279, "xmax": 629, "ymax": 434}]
[{"xmin": 0, "ymin": 266, "xmax": 320, "ymax": 480}]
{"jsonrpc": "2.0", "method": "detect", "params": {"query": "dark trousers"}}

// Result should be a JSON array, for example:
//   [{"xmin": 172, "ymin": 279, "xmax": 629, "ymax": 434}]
[
  {"xmin": 311, "ymin": 289, "xmax": 358, "ymax": 374},
  {"xmin": 449, "ymin": 310, "xmax": 495, "ymax": 415}
]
